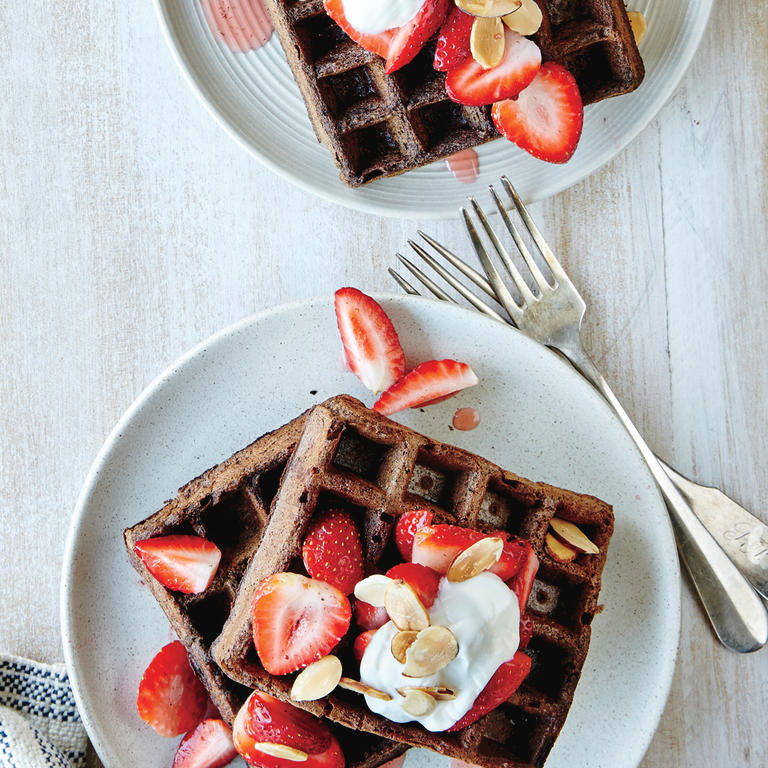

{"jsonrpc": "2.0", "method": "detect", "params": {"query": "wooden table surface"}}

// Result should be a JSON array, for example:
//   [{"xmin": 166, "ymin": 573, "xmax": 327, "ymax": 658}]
[{"xmin": 1, "ymin": 1, "xmax": 766, "ymax": 766}]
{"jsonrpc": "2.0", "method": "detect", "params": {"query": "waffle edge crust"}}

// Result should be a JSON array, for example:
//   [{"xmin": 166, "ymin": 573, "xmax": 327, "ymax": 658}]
[
  {"xmin": 263, "ymin": 0, "xmax": 644, "ymax": 186},
  {"xmin": 208, "ymin": 395, "xmax": 614, "ymax": 768}
]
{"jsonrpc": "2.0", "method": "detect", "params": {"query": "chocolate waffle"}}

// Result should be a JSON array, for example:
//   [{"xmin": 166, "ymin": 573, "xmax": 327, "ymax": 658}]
[
  {"xmin": 212, "ymin": 395, "xmax": 614, "ymax": 768},
  {"xmin": 263, "ymin": 0, "xmax": 643, "ymax": 186},
  {"xmin": 124, "ymin": 408, "xmax": 407, "ymax": 768}
]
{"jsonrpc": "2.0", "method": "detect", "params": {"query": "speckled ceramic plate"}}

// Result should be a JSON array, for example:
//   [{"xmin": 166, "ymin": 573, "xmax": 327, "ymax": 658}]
[
  {"xmin": 152, "ymin": 0, "xmax": 712, "ymax": 218},
  {"xmin": 61, "ymin": 295, "xmax": 680, "ymax": 768}
]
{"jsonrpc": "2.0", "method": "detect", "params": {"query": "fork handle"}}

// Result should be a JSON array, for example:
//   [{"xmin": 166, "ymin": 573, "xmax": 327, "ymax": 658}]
[{"xmin": 566, "ymin": 347, "xmax": 768, "ymax": 652}]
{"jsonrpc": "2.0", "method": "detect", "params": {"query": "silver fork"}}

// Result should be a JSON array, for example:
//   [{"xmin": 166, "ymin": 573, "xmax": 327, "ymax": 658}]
[{"xmin": 389, "ymin": 176, "xmax": 768, "ymax": 653}]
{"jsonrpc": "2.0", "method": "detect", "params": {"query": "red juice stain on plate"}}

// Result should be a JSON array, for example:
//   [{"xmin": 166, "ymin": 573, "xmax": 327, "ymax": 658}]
[
  {"xmin": 445, "ymin": 149, "xmax": 480, "ymax": 184},
  {"xmin": 199, "ymin": 0, "xmax": 274, "ymax": 52},
  {"xmin": 453, "ymin": 407, "xmax": 480, "ymax": 431}
]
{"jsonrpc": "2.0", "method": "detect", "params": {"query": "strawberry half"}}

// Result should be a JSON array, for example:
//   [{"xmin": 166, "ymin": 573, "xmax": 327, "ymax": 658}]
[
  {"xmin": 394, "ymin": 508, "xmax": 434, "ymax": 560},
  {"xmin": 447, "ymin": 652, "xmax": 532, "ymax": 731},
  {"xmin": 334, "ymin": 287, "xmax": 405, "ymax": 394},
  {"xmin": 433, "ymin": 5, "xmax": 473, "ymax": 72},
  {"xmin": 134, "ymin": 534, "xmax": 221, "ymax": 594},
  {"xmin": 491, "ymin": 61, "xmax": 584, "ymax": 163},
  {"xmin": 508, "ymin": 547, "xmax": 540, "ymax": 609},
  {"xmin": 302, "ymin": 510, "xmax": 364, "ymax": 595},
  {"xmin": 445, "ymin": 28, "xmax": 541, "ymax": 106},
  {"xmin": 373, "ymin": 359, "xmax": 478, "ymax": 416},
  {"xmin": 137, "ymin": 641, "xmax": 207, "ymax": 737},
  {"xmin": 354, "ymin": 598, "xmax": 389, "ymax": 630},
  {"xmin": 251, "ymin": 573, "xmax": 351, "ymax": 675},
  {"xmin": 353, "ymin": 629, "xmax": 378, "ymax": 664},
  {"xmin": 386, "ymin": 563, "xmax": 441, "ymax": 608},
  {"xmin": 172, "ymin": 719, "xmax": 237, "ymax": 768}
]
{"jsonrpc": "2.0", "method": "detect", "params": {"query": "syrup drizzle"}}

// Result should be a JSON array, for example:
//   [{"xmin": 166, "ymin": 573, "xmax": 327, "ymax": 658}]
[
  {"xmin": 199, "ymin": 0, "xmax": 274, "ymax": 53},
  {"xmin": 444, "ymin": 149, "xmax": 480, "ymax": 184},
  {"xmin": 453, "ymin": 407, "xmax": 480, "ymax": 431}
]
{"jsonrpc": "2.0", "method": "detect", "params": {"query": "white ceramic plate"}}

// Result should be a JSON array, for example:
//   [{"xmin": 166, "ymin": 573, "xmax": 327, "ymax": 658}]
[
  {"xmin": 61, "ymin": 295, "xmax": 680, "ymax": 768},
  {"xmin": 153, "ymin": 0, "xmax": 712, "ymax": 218}
]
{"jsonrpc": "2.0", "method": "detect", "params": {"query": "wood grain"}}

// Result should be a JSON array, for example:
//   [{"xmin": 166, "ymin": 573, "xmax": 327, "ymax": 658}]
[{"xmin": 0, "ymin": 0, "xmax": 765, "ymax": 766}]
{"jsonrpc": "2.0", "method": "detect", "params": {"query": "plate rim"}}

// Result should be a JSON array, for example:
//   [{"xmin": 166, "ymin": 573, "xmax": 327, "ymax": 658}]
[
  {"xmin": 60, "ymin": 293, "xmax": 681, "ymax": 767},
  {"xmin": 152, "ymin": 0, "xmax": 714, "ymax": 219}
]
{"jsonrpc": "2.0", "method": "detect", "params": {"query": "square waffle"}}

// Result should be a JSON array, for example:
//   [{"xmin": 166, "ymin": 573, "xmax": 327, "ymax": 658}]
[
  {"xmin": 124, "ymin": 408, "xmax": 408, "ymax": 768},
  {"xmin": 212, "ymin": 394, "xmax": 615, "ymax": 768},
  {"xmin": 264, "ymin": 0, "xmax": 643, "ymax": 186}
]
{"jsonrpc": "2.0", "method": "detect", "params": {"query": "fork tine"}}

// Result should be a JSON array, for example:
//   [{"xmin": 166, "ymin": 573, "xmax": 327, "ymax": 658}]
[
  {"xmin": 388, "ymin": 268, "xmax": 420, "ymax": 295},
  {"xmin": 396, "ymin": 254, "xmax": 458, "ymax": 304},
  {"xmin": 462, "ymin": 205, "xmax": 523, "ymax": 324},
  {"xmin": 408, "ymin": 240, "xmax": 508, "ymax": 324},
  {"xmin": 417, "ymin": 230, "xmax": 496, "ymax": 299}
]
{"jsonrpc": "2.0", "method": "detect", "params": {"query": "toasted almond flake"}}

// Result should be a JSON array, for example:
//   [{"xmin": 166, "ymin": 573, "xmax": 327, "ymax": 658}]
[
  {"xmin": 353, "ymin": 574, "xmax": 393, "ymax": 607},
  {"xmin": 470, "ymin": 16, "xmax": 505, "ymax": 69},
  {"xmin": 391, "ymin": 630, "xmax": 419, "ymax": 664},
  {"xmin": 400, "ymin": 689, "xmax": 436, "ymax": 716},
  {"xmin": 253, "ymin": 744, "xmax": 309, "ymax": 761},
  {"xmin": 385, "ymin": 580, "xmax": 430, "ymax": 632},
  {"xmin": 501, "ymin": 0, "xmax": 543, "ymax": 35},
  {"xmin": 290, "ymin": 655, "xmax": 342, "ymax": 701},
  {"xmin": 549, "ymin": 518, "xmax": 599, "ymax": 554},
  {"xmin": 339, "ymin": 677, "xmax": 392, "ymax": 701},
  {"xmin": 403, "ymin": 625, "xmax": 459, "ymax": 678},
  {"xmin": 457, "ymin": 0, "xmax": 523, "ymax": 17},
  {"xmin": 396, "ymin": 685, "xmax": 458, "ymax": 701},
  {"xmin": 447, "ymin": 536, "xmax": 504, "ymax": 582},
  {"xmin": 627, "ymin": 11, "xmax": 647, "ymax": 44},
  {"xmin": 545, "ymin": 531, "xmax": 578, "ymax": 562}
]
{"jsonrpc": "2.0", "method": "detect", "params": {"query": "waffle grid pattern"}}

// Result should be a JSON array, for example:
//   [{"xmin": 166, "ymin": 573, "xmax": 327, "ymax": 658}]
[{"xmin": 213, "ymin": 395, "xmax": 614, "ymax": 768}]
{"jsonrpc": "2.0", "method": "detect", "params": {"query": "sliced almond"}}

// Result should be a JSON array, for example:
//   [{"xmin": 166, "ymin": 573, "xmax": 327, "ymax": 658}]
[
  {"xmin": 252, "ymin": 744, "xmax": 308, "ymax": 761},
  {"xmin": 391, "ymin": 630, "xmax": 419, "ymax": 663},
  {"xmin": 353, "ymin": 574, "xmax": 393, "ymax": 607},
  {"xmin": 338, "ymin": 677, "xmax": 392, "ymax": 701},
  {"xmin": 403, "ymin": 625, "xmax": 459, "ymax": 678},
  {"xmin": 385, "ymin": 580, "xmax": 430, "ymax": 632},
  {"xmin": 400, "ymin": 688, "xmax": 436, "ymax": 717},
  {"xmin": 627, "ymin": 11, "xmax": 647, "ymax": 44},
  {"xmin": 447, "ymin": 536, "xmax": 504, "ymax": 582},
  {"xmin": 545, "ymin": 531, "xmax": 578, "ymax": 563},
  {"xmin": 397, "ymin": 685, "xmax": 458, "ymax": 701},
  {"xmin": 470, "ymin": 16, "xmax": 505, "ymax": 69},
  {"xmin": 290, "ymin": 655, "xmax": 342, "ymax": 701},
  {"xmin": 457, "ymin": 0, "xmax": 523, "ymax": 17},
  {"xmin": 549, "ymin": 518, "xmax": 599, "ymax": 554},
  {"xmin": 501, "ymin": 0, "xmax": 543, "ymax": 36}
]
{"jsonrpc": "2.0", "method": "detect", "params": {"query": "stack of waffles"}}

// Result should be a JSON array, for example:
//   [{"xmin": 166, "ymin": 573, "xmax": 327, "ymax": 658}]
[{"xmin": 125, "ymin": 394, "xmax": 614, "ymax": 768}]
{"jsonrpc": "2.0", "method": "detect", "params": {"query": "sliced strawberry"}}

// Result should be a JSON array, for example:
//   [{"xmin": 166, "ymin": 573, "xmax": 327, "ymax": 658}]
[
  {"xmin": 334, "ymin": 287, "xmax": 405, "ymax": 394},
  {"xmin": 173, "ymin": 719, "xmax": 237, "ymax": 768},
  {"xmin": 323, "ymin": 0, "xmax": 393, "ymax": 59},
  {"xmin": 302, "ymin": 510, "xmax": 364, "ymax": 595},
  {"xmin": 491, "ymin": 61, "xmax": 583, "ymax": 163},
  {"xmin": 445, "ymin": 28, "xmax": 540, "ymax": 107},
  {"xmin": 394, "ymin": 508, "xmax": 433, "ymax": 560},
  {"xmin": 385, "ymin": 563, "xmax": 441, "ymax": 608},
  {"xmin": 508, "ymin": 548, "xmax": 539, "ymax": 609},
  {"xmin": 518, "ymin": 614, "xmax": 533, "ymax": 650},
  {"xmin": 137, "ymin": 641, "xmax": 207, "ymax": 737},
  {"xmin": 354, "ymin": 598, "xmax": 389, "ymax": 630},
  {"xmin": 447, "ymin": 652, "xmax": 532, "ymax": 731},
  {"xmin": 373, "ymin": 359, "xmax": 478, "ymax": 416},
  {"xmin": 251, "ymin": 573, "xmax": 351, "ymax": 675},
  {"xmin": 434, "ymin": 5, "xmax": 473, "ymax": 72},
  {"xmin": 134, "ymin": 535, "xmax": 221, "ymax": 594},
  {"xmin": 353, "ymin": 629, "xmax": 378, "ymax": 664}
]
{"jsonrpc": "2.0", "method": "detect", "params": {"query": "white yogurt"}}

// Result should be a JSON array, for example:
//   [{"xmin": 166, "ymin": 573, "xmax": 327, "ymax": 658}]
[
  {"xmin": 341, "ymin": 0, "xmax": 424, "ymax": 34},
  {"xmin": 359, "ymin": 572, "xmax": 520, "ymax": 731}
]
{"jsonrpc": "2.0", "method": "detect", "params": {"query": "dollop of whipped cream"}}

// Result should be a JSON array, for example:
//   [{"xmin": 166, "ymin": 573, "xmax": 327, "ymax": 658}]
[
  {"xmin": 359, "ymin": 571, "xmax": 520, "ymax": 731},
  {"xmin": 341, "ymin": 0, "xmax": 423, "ymax": 34}
]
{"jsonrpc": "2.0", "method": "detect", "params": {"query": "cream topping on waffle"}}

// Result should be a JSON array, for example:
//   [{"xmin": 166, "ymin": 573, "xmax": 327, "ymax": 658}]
[
  {"xmin": 359, "ymin": 571, "xmax": 520, "ymax": 730},
  {"xmin": 341, "ymin": 0, "xmax": 424, "ymax": 34}
]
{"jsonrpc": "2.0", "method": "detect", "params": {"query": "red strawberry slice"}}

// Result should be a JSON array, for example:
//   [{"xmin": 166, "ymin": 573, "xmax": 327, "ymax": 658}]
[
  {"xmin": 137, "ymin": 641, "xmax": 207, "ymax": 737},
  {"xmin": 518, "ymin": 614, "xmax": 533, "ymax": 650},
  {"xmin": 434, "ymin": 6, "xmax": 473, "ymax": 72},
  {"xmin": 386, "ymin": 563, "xmax": 441, "ymax": 608},
  {"xmin": 302, "ymin": 510, "xmax": 364, "ymax": 595},
  {"xmin": 354, "ymin": 598, "xmax": 389, "ymax": 630},
  {"xmin": 173, "ymin": 719, "xmax": 237, "ymax": 768},
  {"xmin": 508, "ymin": 547, "xmax": 539, "ymax": 609},
  {"xmin": 353, "ymin": 629, "xmax": 378, "ymax": 664},
  {"xmin": 251, "ymin": 573, "xmax": 351, "ymax": 675},
  {"xmin": 134, "ymin": 535, "xmax": 221, "ymax": 594},
  {"xmin": 445, "ymin": 28, "xmax": 541, "ymax": 106},
  {"xmin": 394, "ymin": 508, "xmax": 433, "ymax": 560},
  {"xmin": 447, "ymin": 652, "xmax": 532, "ymax": 731},
  {"xmin": 491, "ymin": 61, "xmax": 583, "ymax": 163},
  {"xmin": 373, "ymin": 359, "xmax": 478, "ymax": 416},
  {"xmin": 334, "ymin": 287, "xmax": 405, "ymax": 394}
]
